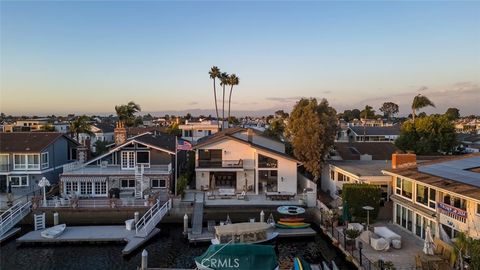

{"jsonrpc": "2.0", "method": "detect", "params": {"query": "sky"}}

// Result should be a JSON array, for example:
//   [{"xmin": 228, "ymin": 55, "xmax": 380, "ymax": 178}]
[{"xmin": 1, "ymin": 1, "xmax": 479, "ymax": 117}]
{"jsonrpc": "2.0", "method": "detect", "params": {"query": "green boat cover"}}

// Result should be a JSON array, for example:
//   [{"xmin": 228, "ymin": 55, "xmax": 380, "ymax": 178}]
[{"xmin": 195, "ymin": 244, "xmax": 278, "ymax": 270}]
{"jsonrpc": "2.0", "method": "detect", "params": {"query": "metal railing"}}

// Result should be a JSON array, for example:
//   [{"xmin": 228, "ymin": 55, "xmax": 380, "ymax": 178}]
[
  {"xmin": 0, "ymin": 201, "xmax": 32, "ymax": 237},
  {"xmin": 198, "ymin": 159, "xmax": 243, "ymax": 168},
  {"xmin": 38, "ymin": 198, "xmax": 150, "ymax": 209},
  {"xmin": 135, "ymin": 199, "xmax": 171, "ymax": 237}
]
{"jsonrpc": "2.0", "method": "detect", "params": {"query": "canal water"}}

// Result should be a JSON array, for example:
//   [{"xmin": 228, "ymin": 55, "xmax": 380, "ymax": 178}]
[{"xmin": 0, "ymin": 224, "xmax": 355, "ymax": 270}]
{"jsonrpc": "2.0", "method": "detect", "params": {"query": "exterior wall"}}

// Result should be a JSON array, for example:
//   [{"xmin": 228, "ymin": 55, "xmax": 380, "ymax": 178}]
[
  {"xmin": 149, "ymin": 148, "xmax": 172, "ymax": 165},
  {"xmin": 198, "ymin": 140, "xmax": 256, "ymax": 169},
  {"xmin": 232, "ymin": 131, "xmax": 285, "ymax": 153}
]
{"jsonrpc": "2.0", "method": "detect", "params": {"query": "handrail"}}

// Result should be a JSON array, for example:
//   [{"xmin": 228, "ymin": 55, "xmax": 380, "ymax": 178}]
[
  {"xmin": 0, "ymin": 201, "xmax": 23, "ymax": 222},
  {"xmin": 135, "ymin": 199, "xmax": 171, "ymax": 237},
  {"xmin": 0, "ymin": 201, "xmax": 32, "ymax": 236}
]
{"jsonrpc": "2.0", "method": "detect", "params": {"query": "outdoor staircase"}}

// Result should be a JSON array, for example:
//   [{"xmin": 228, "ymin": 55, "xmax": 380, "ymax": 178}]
[
  {"xmin": 0, "ymin": 201, "xmax": 32, "ymax": 238},
  {"xmin": 135, "ymin": 199, "xmax": 171, "ymax": 237},
  {"xmin": 135, "ymin": 165, "xmax": 144, "ymax": 199},
  {"xmin": 192, "ymin": 193, "xmax": 204, "ymax": 234},
  {"xmin": 34, "ymin": 213, "xmax": 46, "ymax": 231}
]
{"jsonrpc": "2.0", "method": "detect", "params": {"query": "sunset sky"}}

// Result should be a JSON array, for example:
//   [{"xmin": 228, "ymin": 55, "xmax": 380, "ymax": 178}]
[{"xmin": 1, "ymin": 1, "xmax": 479, "ymax": 116}]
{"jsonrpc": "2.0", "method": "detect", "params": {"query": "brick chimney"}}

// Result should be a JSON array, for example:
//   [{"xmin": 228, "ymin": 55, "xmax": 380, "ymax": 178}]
[
  {"xmin": 392, "ymin": 153, "xmax": 417, "ymax": 169},
  {"xmin": 114, "ymin": 121, "xmax": 127, "ymax": 145},
  {"xmin": 247, "ymin": 128, "xmax": 254, "ymax": 143}
]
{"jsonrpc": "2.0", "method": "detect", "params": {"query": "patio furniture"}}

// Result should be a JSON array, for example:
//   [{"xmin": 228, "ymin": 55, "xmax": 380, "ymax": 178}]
[
  {"xmin": 392, "ymin": 239, "xmax": 402, "ymax": 249},
  {"xmin": 265, "ymin": 192, "xmax": 295, "ymax": 201},
  {"xmin": 347, "ymin": 223, "xmax": 364, "ymax": 232},
  {"xmin": 218, "ymin": 188, "xmax": 235, "ymax": 198},
  {"xmin": 237, "ymin": 191, "xmax": 246, "ymax": 200},
  {"xmin": 374, "ymin": 226, "xmax": 401, "ymax": 246},
  {"xmin": 207, "ymin": 192, "xmax": 216, "ymax": 200},
  {"xmin": 370, "ymin": 236, "xmax": 389, "ymax": 251}
]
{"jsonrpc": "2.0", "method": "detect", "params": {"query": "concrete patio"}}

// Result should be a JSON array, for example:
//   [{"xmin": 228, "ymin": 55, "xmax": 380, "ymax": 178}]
[{"xmin": 183, "ymin": 190, "xmax": 305, "ymax": 207}]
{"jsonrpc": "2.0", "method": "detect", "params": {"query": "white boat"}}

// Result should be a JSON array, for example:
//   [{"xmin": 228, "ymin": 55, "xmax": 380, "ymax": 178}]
[
  {"xmin": 331, "ymin": 260, "xmax": 339, "ymax": 270},
  {"xmin": 211, "ymin": 222, "xmax": 279, "ymax": 245},
  {"xmin": 322, "ymin": 261, "xmax": 331, "ymax": 270},
  {"xmin": 41, "ymin": 224, "xmax": 66, "ymax": 239}
]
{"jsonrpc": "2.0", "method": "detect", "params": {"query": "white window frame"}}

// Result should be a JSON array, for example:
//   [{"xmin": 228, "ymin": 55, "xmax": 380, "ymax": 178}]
[
  {"xmin": 415, "ymin": 183, "xmax": 436, "ymax": 210},
  {"xmin": 136, "ymin": 150, "xmax": 150, "ymax": 168},
  {"xmin": 395, "ymin": 177, "xmax": 413, "ymax": 201},
  {"xmin": 27, "ymin": 154, "xmax": 40, "ymax": 169},
  {"xmin": 13, "ymin": 154, "xmax": 26, "ymax": 170},
  {"xmin": 151, "ymin": 178, "xmax": 167, "ymax": 189},
  {"xmin": 121, "ymin": 151, "xmax": 135, "ymax": 170},
  {"xmin": 9, "ymin": 175, "xmax": 29, "ymax": 187},
  {"xmin": 120, "ymin": 179, "xmax": 136, "ymax": 189},
  {"xmin": 41, "ymin": 152, "xmax": 49, "ymax": 169}
]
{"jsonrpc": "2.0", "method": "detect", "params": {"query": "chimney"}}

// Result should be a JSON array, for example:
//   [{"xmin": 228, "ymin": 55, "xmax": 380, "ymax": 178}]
[
  {"xmin": 392, "ymin": 153, "xmax": 416, "ymax": 169},
  {"xmin": 77, "ymin": 146, "xmax": 88, "ymax": 163},
  {"xmin": 114, "ymin": 121, "xmax": 127, "ymax": 145},
  {"xmin": 247, "ymin": 128, "xmax": 254, "ymax": 143}
]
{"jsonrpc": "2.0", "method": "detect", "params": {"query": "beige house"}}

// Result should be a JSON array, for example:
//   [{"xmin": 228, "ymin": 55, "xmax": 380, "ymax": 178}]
[
  {"xmin": 382, "ymin": 154, "xmax": 480, "ymax": 240},
  {"xmin": 193, "ymin": 128, "xmax": 298, "ymax": 195}
]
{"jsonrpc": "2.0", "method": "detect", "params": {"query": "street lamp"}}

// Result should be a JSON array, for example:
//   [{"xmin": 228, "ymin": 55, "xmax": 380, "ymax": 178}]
[
  {"xmin": 363, "ymin": 205, "xmax": 374, "ymax": 230},
  {"xmin": 38, "ymin": 177, "xmax": 51, "ymax": 207}
]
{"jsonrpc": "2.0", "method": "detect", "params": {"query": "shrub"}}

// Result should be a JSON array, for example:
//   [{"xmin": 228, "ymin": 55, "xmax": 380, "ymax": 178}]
[{"xmin": 176, "ymin": 174, "xmax": 189, "ymax": 198}]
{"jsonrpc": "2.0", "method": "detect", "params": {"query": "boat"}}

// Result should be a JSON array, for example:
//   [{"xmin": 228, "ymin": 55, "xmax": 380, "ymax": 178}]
[
  {"xmin": 293, "ymin": 257, "xmax": 312, "ymax": 270},
  {"xmin": 195, "ymin": 244, "xmax": 279, "ymax": 270},
  {"xmin": 211, "ymin": 222, "xmax": 279, "ymax": 245},
  {"xmin": 275, "ymin": 223, "xmax": 311, "ymax": 229},
  {"xmin": 277, "ymin": 206, "xmax": 305, "ymax": 215},
  {"xmin": 322, "ymin": 261, "xmax": 331, "ymax": 270},
  {"xmin": 280, "ymin": 217, "xmax": 305, "ymax": 222},
  {"xmin": 277, "ymin": 221, "xmax": 308, "ymax": 226},
  {"xmin": 40, "ymin": 224, "xmax": 66, "ymax": 239},
  {"xmin": 331, "ymin": 260, "xmax": 339, "ymax": 270}
]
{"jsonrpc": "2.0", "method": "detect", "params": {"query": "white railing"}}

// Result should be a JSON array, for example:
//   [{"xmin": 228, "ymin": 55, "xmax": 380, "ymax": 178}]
[
  {"xmin": 39, "ymin": 198, "xmax": 149, "ymax": 208},
  {"xmin": 135, "ymin": 199, "xmax": 172, "ymax": 237},
  {"xmin": 0, "ymin": 201, "xmax": 32, "ymax": 237},
  {"xmin": 63, "ymin": 161, "xmax": 82, "ymax": 172}
]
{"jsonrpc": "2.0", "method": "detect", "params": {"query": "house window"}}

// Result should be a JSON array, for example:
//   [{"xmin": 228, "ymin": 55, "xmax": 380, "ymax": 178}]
[
  {"xmin": 442, "ymin": 194, "xmax": 467, "ymax": 211},
  {"xmin": 416, "ymin": 184, "xmax": 436, "ymax": 209},
  {"xmin": 207, "ymin": 130, "xmax": 212, "ymax": 136},
  {"xmin": 13, "ymin": 154, "xmax": 40, "ymax": 170},
  {"xmin": 337, "ymin": 172, "xmax": 349, "ymax": 182},
  {"xmin": 10, "ymin": 176, "xmax": 28, "ymax": 187},
  {"xmin": 94, "ymin": 182, "xmax": 107, "ymax": 195},
  {"xmin": 258, "ymin": 154, "xmax": 278, "ymax": 168},
  {"xmin": 0, "ymin": 154, "xmax": 8, "ymax": 171},
  {"xmin": 136, "ymin": 151, "xmax": 150, "ymax": 165},
  {"xmin": 330, "ymin": 170, "xmax": 335, "ymax": 181},
  {"xmin": 477, "ymin": 204, "xmax": 480, "ymax": 215},
  {"xmin": 151, "ymin": 179, "xmax": 167, "ymax": 188},
  {"xmin": 395, "ymin": 177, "xmax": 412, "ymax": 199},
  {"xmin": 27, "ymin": 154, "xmax": 40, "ymax": 169},
  {"xmin": 80, "ymin": 182, "xmax": 93, "ymax": 195},
  {"xmin": 121, "ymin": 179, "xmax": 135, "ymax": 188},
  {"xmin": 184, "ymin": 130, "xmax": 193, "ymax": 137},
  {"xmin": 121, "ymin": 151, "xmax": 135, "ymax": 169},
  {"xmin": 13, "ymin": 154, "xmax": 26, "ymax": 170},
  {"xmin": 41, "ymin": 152, "xmax": 49, "ymax": 169}
]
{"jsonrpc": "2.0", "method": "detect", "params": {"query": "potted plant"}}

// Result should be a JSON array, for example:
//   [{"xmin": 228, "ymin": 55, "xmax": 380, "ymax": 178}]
[{"xmin": 345, "ymin": 228, "xmax": 361, "ymax": 246}]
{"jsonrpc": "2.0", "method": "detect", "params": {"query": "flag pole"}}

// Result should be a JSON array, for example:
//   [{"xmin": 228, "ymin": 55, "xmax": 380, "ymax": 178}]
[{"xmin": 175, "ymin": 136, "xmax": 178, "ymax": 196}]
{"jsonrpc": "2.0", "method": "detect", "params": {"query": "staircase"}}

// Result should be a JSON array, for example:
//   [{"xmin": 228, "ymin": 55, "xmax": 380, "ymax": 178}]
[
  {"xmin": 0, "ymin": 201, "xmax": 32, "ymax": 238},
  {"xmin": 34, "ymin": 213, "xmax": 46, "ymax": 231},
  {"xmin": 135, "ymin": 199, "xmax": 171, "ymax": 237},
  {"xmin": 191, "ymin": 201, "xmax": 204, "ymax": 235},
  {"xmin": 135, "ymin": 165, "xmax": 144, "ymax": 199}
]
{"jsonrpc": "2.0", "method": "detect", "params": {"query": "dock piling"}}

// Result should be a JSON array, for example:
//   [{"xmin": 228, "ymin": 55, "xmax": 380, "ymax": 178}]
[
  {"xmin": 134, "ymin": 212, "xmax": 140, "ymax": 224},
  {"xmin": 53, "ymin": 212, "xmax": 59, "ymax": 226},
  {"xmin": 183, "ymin": 214, "xmax": 188, "ymax": 235},
  {"xmin": 260, "ymin": 210, "xmax": 265, "ymax": 223},
  {"xmin": 141, "ymin": 249, "xmax": 148, "ymax": 270}
]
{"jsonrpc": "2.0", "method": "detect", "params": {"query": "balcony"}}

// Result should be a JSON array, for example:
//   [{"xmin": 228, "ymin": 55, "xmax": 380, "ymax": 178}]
[
  {"xmin": 197, "ymin": 159, "xmax": 244, "ymax": 169},
  {"xmin": 438, "ymin": 202, "xmax": 467, "ymax": 223},
  {"xmin": 63, "ymin": 164, "xmax": 172, "ymax": 175}
]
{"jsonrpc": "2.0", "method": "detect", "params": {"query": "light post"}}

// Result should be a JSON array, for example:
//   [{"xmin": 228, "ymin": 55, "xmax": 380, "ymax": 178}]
[
  {"xmin": 38, "ymin": 177, "xmax": 51, "ymax": 207},
  {"xmin": 363, "ymin": 205, "xmax": 374, "ymax": 231}
]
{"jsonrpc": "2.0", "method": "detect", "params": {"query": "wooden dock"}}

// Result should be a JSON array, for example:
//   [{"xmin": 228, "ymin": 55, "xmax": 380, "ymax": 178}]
[
  {"xmin": 187, "ymin": 226, "xmax": 317, "ymax": 243},
  {"xmin": 16, "ymin": 225, "xmax": 160, "ymax": 255}
]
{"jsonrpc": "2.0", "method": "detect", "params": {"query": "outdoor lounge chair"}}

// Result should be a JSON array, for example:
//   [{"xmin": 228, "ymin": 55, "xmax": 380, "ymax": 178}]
[{"xmin": 237, "ymin": 191, "xmax": 246, "ymax": 200}]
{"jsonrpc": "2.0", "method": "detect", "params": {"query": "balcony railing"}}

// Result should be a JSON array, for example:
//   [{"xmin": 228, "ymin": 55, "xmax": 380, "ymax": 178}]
[
  {"xmin": 438, "ymin": 202, "xmax": 467, "ymax": 223},
  {"xmin": 198, "ymin": 159, "xmax": 243, "ymax": 168},
  {"xmin": 62, "ymin": 164, "xmax": 172, "ymax": 175}
]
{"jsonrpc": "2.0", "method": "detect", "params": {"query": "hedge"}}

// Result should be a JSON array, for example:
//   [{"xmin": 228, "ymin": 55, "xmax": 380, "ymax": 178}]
[{"xmin": 342, "ymin": 183, "xmax": 381, "ymax": 223}]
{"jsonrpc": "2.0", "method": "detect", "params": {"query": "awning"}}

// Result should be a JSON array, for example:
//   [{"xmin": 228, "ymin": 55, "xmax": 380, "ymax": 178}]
[{"xmin": 61, "ymin": 176, "xmax": 107, "ymax": 183}]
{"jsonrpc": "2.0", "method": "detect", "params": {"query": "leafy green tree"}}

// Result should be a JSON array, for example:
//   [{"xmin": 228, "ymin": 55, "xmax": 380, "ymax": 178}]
[
  {"xmin": 286, "ymin": 98, "xmax": 337, "ymax": 181},
  {"xmin": 360, "ymin": 105, "xmax": 375, "ymax": 120},
  {"xmin": 227, "ymin": 74, "xmax": 239, "ymax": 124},
  {"xmin": 209, "ymin": 66, "xmax": 221, "ymax": 129},
  {"xmin": 94, "ymin": 140, "xmax": 110, "ymax": 156},
  {"xmin": 69, "ymin": 115, "xmax": 93, "ymax": 142},
  {"xmin": 395, "ymin": 115, "xmax": 457, "ymax": 154},
  {"xmin": 115, "ymin": 101, "xmax": 141, "ymax": 127},
  {"xmin": 379, "ymin": 102, "xmax": 399, "ymax": 120},
  {"xmin": 264, "ymin": 118, "xmax": 285, "ymax": 140},
  {"xmin": 411, "ymin": 94, "xmax": 435, "ymax": 122},
  {"xmin": 340, "ymin": 109, "xmax": 361, "ymax": 122},
  {"xmin": 166, "ymin": 122, "xmax": 181, "ymax": 136},
  {"xmin": 445, "ymin": 107, "xmax": 460, "ymax": 120},
  {"xmin": 342, "ymin": 184, "xmax": 381, "ymax": 223}
]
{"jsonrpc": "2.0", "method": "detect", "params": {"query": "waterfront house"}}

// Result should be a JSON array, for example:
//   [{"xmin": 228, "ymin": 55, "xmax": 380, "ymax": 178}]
[
  {"xmin": 0, "ymin": 132, "xmax": 79, "ymax": 196},
  {"xmin": 193, "ymin": 128, "xmax": 299, "ymax": 195},
  {"xmin": 382, "ymin": 154, "xmax": 480, "ymax": 240},
  {"xmin": 60, "ymin": 123, "xmax": 177, "ymax": 199},
  {"xmin": 179, "ymin": 120, "xmax": 219, "ymax": 143}
]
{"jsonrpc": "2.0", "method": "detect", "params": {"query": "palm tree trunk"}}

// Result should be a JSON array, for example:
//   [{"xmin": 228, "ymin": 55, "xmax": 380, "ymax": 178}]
[
  {"xmin": 213, "ymin": 79, "xmax": 220, "ymax": 130},
  {"xmin": 227, "ymin": 85, "xmax": 234, "ymax": 127},
  {"xmin": 412, "ymin": 109, "xmax": 416, "ymax": 122},
  {"xmin": 222, "ymin": 85, "xmax": 225, "ymax": 130}
]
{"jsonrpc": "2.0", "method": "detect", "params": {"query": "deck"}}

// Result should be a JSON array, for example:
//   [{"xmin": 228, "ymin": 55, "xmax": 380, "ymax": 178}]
[
  {"xmin": 16, "ymin": 225, "xmax": 160, "ymax": 255},
  {"xmin": 183, "ymin": 190, "xmax": 305, "ymax": 207}
]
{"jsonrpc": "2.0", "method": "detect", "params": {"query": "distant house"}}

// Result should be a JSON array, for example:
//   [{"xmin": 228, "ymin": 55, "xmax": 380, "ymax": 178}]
[
  {"xmin": 457, "ymin": 134, "xmax": 480, "ymax": 153},
  {"xmin": 321, "ymin": 160, "xmax": 392, "ymax": 202},
  {"xmin": 179, "ymin": 120, "xmax": 220, "ymax": 143},
  {"xmin": 348, "ymin": 125, "xmax": 400, "ymax": 142},
  {"xmin": 60, "ymin": 124, "xmax": 177, "ymax": 199},
  {"xmin": 0, "ymin": 132, "xmax": 79, "ymax": 196},
  {"xmin": 193, "ymin": 128, "xmax": 299, "ymax": 194},
  {"xmin": 332, "ymin": 142, "xmax": 399, "ymax": 160},
  {"xmin": 78, "ymin": 122, "xmax": 115, "ymax": 153},
  {"xmin": 15, "ymin": 118, "xmax": 50, "ymax": 131},
  {"xmin": 53, "ymin": 122, "xmax": 70, "ymax": 134}
]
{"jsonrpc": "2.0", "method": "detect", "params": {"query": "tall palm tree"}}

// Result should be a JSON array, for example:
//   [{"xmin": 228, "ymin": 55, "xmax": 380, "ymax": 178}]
[
  {"xmin": 227, "ymin": 74, "xmax": 239, "ymax": 126},
  {"xmin": 411, "ymin": 94, "xmax": 435, "ymax": 122},
  {"xmin": 115, "ymin": 101, "xmax": 141, "ymax": 127},
  {"xmin": 69, "ymin": 115, "xmax": 93, "ymax": 142},
  {"xmin": 219, "ymin": 72, "xmax": 229, "ymax": 130},
  {"xmin": 209, "ymin": 66, "xmax": 221, "ymax": 129}
]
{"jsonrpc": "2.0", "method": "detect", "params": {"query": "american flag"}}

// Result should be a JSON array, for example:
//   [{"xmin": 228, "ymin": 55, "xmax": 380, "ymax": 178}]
[{"xmin": 177, "ymin": 140, "xmax": 192, "ymax": 151}]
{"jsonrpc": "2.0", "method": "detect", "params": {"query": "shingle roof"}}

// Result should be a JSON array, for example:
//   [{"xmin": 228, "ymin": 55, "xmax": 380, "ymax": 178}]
[
  {"xmin": 349, "ymin": 125, "xmax": 400, "ymax": 136},
  {"xmin": 132, "ymin": 133, "xmax": 177, "ymax": 152},
  {"xmin": 93, "ymin": 123, "xmax": 115, "ymax": 133},
  {"xmin": 0, "ymin": 132, "xmax": 72, "ymax": 153},
  {"xmin": 334, "ymin": 142, "xmax": 399, "ymax": 160},
  {"xmin": 329, "ymin": 160, "xmax": 392, "ymax": 176},
  {"xmin": 126, "ymin": 127, "xmax": 167, "ymax": 137}
]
